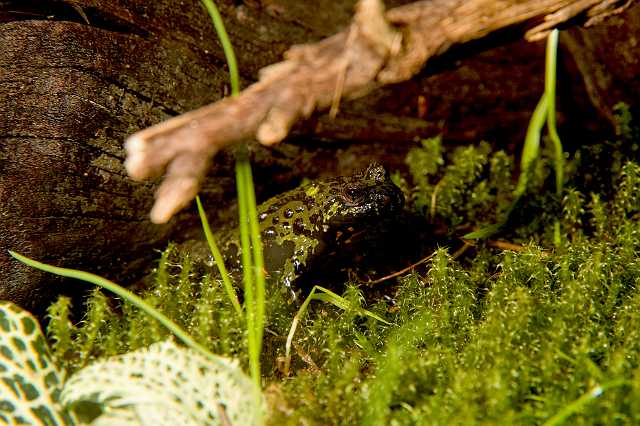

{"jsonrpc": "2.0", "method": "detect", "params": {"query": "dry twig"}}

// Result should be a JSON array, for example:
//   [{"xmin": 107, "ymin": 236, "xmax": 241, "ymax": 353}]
[
  {"xmin": 125, "ymin": 0, "xmax": 633, "ymax": 223},
  {"xmin": 365, "ymin": 241, "xmax": 472, "ymax": 285}
]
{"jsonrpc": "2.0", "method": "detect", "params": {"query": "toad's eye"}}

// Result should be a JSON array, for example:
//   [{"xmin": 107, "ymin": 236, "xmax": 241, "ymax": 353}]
[{"xmin": 342, "ymin": 185, "xmax": 363, "ymax": 206}]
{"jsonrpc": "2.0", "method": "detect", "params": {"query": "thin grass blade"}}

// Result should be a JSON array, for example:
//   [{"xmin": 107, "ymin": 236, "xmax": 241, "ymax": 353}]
[
  {"xmin": 196, "ymin": 196, "xmax": 243, "ymax": 317},
  {"xmin": 8, "ymin": 251, "xmax": 215, "ymax": 362}
]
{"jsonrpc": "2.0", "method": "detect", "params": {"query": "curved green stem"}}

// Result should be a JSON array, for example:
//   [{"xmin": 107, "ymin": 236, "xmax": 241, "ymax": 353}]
[
  {"xmin": 199, "ymin": 0, "xmax": 239, "ymax": 95},
  {"xmin": 200, "ymin": 0, "xmax": 267, "ymax": 399},
  {"xmin": 545, "ymin": 29, "xmax": 563, "ymax": 197},
  {"xmin": 8, "ymin": 250, "xmax": 216, "ymax": 362},
  {"xmin": 196, "ymin": 196, "xmax": 243, "ymax": 317},
  {"xmin": 543, "ymin": 379, "xmax": 630, "ymax": 426}
]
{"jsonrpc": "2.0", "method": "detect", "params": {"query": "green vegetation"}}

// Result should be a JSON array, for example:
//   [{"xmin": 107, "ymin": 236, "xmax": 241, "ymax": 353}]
[
  {"xmin": 465, "ymin": 29, "xmax": 563, "ymax": 241},
  {"xmin": 199, "ymin": 0, "xmax": 267, "ymax": 395},
  {"xmin": 269, "ymin": 109, "xmax": 640, "ymax": 425},
  {"xmin": 13, "ymin": 103, "xmax": 632, "ymax": 425},
  {"xmin": 5, "ymin": 3, "xmax": 640, "ymax": 424}
]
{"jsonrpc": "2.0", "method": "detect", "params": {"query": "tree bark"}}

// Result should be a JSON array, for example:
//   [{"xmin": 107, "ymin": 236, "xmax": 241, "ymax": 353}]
[{"xmin": 1, "ymin": 0, "xmax": 638, "ymax": 313}]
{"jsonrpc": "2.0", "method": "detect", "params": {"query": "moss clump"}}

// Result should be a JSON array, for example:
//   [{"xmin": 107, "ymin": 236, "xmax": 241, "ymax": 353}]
[
  {"xmin": 267, "ymin": 160, "xmax": 640, "ymax": 425},
  {"xmin": 45, "ymin": 107, "xmax": 640, "ymax": 425},
  {"xmin": 47, "ymin": 249, "xmax": 298, "ymax": 374}
]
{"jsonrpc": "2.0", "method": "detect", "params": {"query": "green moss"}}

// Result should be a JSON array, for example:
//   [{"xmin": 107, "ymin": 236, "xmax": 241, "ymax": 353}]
[
  {"xmin": 406, "ymin": 138, "xmax": 500, "ymax": 227},
  {"xmin": 44, "ymin": 106, "xmax": 640, "ymax": 425}
]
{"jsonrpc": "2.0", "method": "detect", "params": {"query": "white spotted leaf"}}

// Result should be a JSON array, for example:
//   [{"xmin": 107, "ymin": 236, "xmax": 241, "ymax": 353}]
[
  {"xmin": 61, "ymin": 339, "xmax": 262, "ymax": 426},
  {"xmin": 0, "ymin": 301, "xmax": 76, "ymax": 425}
]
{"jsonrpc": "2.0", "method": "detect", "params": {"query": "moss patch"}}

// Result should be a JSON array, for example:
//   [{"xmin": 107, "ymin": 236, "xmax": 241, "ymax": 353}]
[{"xmin": 45, "ymin": 105, "xmax": 640, "ymax": 425}]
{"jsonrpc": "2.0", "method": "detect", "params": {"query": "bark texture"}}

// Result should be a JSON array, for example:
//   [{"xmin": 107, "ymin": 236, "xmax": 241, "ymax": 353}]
[{"xmin": 1, "ymin": 0, "xmax": 639, "ymax": 313}]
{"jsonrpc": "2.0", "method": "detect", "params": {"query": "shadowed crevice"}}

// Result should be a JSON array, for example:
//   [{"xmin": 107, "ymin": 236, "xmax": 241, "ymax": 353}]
[{"xmin": 0, "ymin": 0, "xmax": 148, "ymax": 36}]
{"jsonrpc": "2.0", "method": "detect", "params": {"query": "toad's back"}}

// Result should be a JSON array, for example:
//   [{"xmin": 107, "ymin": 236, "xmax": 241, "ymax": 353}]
[{"xmin": 195, "ymin": 164, "xmax": 404, "ymax": 293}]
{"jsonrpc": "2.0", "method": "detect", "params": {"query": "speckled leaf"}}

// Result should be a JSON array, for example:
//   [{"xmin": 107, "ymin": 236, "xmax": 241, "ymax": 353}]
[
  {"xmin": 0, "ymin": 301, "xmax": 75, "ymax": 425},
  {"xmin": 61, "ymin": 339, "xmax": 262, "ymax": 426}
]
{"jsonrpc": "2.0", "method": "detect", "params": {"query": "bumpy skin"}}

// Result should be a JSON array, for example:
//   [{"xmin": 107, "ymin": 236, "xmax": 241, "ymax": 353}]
[{"xmin": 191, "ymin": 164, "xmax": 404, "ymax": 293}]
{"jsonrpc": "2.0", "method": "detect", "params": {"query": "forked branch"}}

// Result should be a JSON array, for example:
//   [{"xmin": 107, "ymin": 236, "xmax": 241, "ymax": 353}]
[{"xmin": 125, "ymin": 0, "xmax": 633, "ymax": 223}]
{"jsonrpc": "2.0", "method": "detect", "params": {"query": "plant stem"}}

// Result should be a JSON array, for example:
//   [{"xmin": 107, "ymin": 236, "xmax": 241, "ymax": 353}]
[
  {"xmin": 199, "ymin": 0, "xmax": 239, "ymax": 95},
  {"xmin": 196, "ymin": 196, "xmax": 243, "ymax": 317},
  {"xmin": 8, "ymin": 251, "xmax": 215, "ymax": 362}
]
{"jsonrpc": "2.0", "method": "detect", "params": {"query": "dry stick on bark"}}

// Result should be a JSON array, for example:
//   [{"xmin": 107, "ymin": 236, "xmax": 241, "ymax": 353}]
[{"xmin": 125, "ymin": 0, "xmax": 633, "ymax": 224}]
